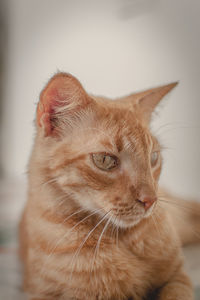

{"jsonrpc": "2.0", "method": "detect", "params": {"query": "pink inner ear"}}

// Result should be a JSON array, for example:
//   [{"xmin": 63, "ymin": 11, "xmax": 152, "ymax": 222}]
[
  {"xmin": 37, "ymin": 86, "xmax": 61, "ymax": 135},
  {"xmin": 36, "ymin": 72, "xmax": 89, "ymax": 136},
  {"xmin": 37, "ymin": 75, "xmax": 69, "ymax": 131}
]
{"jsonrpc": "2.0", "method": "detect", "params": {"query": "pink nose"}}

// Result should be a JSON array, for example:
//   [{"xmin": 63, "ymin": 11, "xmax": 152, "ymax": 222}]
[{"xmin": 137, "ymin": 196, "xmax": 157, "ymax": 211}]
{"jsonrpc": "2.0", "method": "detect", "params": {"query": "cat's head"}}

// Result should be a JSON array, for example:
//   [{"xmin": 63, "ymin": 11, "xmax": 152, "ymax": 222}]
[{"xmin": 36, "ymin": 73, "xmax": 177, "ymax": 228}]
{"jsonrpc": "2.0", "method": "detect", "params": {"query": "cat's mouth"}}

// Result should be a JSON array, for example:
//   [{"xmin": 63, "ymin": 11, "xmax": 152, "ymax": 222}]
[{"xmin": 109, "ymin": 200, "xmax": 156, "ymax": 229}]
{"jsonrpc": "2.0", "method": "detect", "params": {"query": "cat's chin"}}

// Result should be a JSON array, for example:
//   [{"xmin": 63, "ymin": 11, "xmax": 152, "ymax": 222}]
[
  {"xmin": 111, "ymin": 214, "xmax": 144, "ymax": 229},
  {"xmin": 111, "ymin": 208, "xmax": 154, "ymax": 229},
  {"xmin": 101, "ymin": 199, "xmax": 157, "ymax": 230}
]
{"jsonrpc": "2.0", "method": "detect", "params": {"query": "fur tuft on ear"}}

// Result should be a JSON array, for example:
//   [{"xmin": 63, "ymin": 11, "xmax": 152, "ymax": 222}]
[{"xmin": 37, "ymin": 72, "xmax": 91, "ymax": 136}]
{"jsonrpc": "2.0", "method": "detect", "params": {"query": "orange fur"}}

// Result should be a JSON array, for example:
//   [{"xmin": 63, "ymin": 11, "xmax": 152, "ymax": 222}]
[{"xmin": 19, "ymin": 73, "xmax": 199, "ymax": 300}]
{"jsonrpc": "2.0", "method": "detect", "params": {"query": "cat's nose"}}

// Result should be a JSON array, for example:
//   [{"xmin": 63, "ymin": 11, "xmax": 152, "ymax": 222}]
[{"xmin": 136, "ymin": 195, "xmax": 157, "ymax": 211}]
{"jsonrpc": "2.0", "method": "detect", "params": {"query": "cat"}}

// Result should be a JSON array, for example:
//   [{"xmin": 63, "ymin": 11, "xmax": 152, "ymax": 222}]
[{"xmin": 19, "ymin": 72, "xmax": 200, "ymax": 300}]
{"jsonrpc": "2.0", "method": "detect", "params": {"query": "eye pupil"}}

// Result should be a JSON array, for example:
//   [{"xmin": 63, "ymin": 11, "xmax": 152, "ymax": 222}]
[{"xmin": 92, "ymin": 153, "xmax": 119, "ymax": 171}]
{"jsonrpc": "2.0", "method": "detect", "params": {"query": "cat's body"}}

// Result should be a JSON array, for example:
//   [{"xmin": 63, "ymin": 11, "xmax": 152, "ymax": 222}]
[
  {"xmin": 20, "ymin": 73, "xmax": 200, "ymax": 300},
  {"xmin": 20, "ymin": 186, "xmax": 191, "ymax": 300}
]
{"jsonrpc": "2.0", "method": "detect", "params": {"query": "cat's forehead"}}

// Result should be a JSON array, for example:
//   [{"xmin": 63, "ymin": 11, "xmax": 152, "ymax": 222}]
[
  {"xmin": 57, "ymin": 96, "xmax": 158, "ymax": 154},
  {"xmin": 93, "ymin": 103, "xmax": 155, "ymax": 153}
]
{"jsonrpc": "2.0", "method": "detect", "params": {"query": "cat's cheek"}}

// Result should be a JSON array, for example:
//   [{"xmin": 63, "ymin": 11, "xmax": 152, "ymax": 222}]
[
  {"xmin": 73, "ymin": 191, "xmax": 101, "ymax": 212},
  {"xmin": 51, "ymin": 167, "xmax": 85, "ymax": 192}
]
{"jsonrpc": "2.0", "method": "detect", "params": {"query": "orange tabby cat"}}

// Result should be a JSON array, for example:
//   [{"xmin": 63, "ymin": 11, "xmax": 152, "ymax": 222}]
[{"xmin": 20, "ymin": 72, "xmax": 200, "ymax": 300}]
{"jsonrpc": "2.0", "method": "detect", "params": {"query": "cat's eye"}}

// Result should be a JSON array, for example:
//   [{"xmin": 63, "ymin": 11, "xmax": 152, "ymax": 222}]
[
  {"xmin": 151, "ymin": 151, "xmax": 159, "ymax": 167},
  {"xmin": 92, "ymin": 153, "xmax": 119, "ymax": 171}
]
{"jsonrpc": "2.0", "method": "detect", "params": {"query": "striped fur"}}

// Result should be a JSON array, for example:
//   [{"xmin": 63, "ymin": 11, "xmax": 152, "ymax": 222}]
[{"xmin": 19, "ymin": 73, "xmax": 199, "ymax": 300}]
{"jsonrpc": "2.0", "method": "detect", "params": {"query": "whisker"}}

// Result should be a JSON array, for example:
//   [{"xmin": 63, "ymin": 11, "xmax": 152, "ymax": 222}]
[
  {"xmin": 158, "ymin": 197, "xmax": 200, "ymax": 215},
  {"xmin": 154, "ymin": 122, "xmax": 199, "ymax": 137},
  {"xmin": 41, "ymin": 177, "xmax": 57, "ymax": 187},
  {"xmin": 116, "ymin": 220, "xmax": 119, "ymax": 248},
  {"xmin": 114, "ymin": 207, "xmax": 120, "ymax": 248},
  {"xmin": 69, "ymin": 210, "xmax": 111, "ymax": 281},
  {"xmin": 110, "ymin": 214, "xmax": 118, "ymax": 241},
  {"xmin": 158, "ymin": 202, "xmax": 200, "ymax": 242},
  {"xmin": 91, "ymin": 214, "xmax": 113, "ymax": 272},
  {"xmin": 156, "ymin": 202, "xmax": 200, "ymax": 244},
  {"xmin": 54, "ymin": 193, "xmax": 74, "ymax": 206},
  {"xmin": 62, "ymin": 207, "xmax": 86, "ymax": 223},
  {"xmin": 40, "ymin": 207, "xmax": 104, "ymax": 280}
]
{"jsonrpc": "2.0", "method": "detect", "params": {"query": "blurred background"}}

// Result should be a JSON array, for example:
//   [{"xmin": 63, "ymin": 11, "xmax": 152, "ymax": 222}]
[
  {"xmin": 0, "ymin": 0, "xmax": 200, "ymax": 198},
  {"xmin": 0, "ymin": 0, "xmax": 200, "ymax": 299}
]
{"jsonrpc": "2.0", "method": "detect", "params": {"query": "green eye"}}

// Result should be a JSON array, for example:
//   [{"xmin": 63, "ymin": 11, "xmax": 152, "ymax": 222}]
[
  {"xmin": 151, "ymin": 151, "xmax": 159, "ymax": 167},
  {"xmin": 92, "ymin": 153, "xmax": 119, "ymax": 171}
]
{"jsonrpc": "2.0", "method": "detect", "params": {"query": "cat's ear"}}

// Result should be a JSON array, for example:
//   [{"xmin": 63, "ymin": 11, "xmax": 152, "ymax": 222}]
[
  {"xmin": 37, "ymin": 72, "xmax": 91, "ymax": 137},
  {"xmin": 121, "ymin": 82, "xmax": 178, "ymax": 123}
]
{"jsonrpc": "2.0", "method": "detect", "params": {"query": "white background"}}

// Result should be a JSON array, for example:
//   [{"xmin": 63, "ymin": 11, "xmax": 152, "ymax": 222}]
[{"xmin": 1, "ymin": 0, "xmax": 200, "ymax": 198}]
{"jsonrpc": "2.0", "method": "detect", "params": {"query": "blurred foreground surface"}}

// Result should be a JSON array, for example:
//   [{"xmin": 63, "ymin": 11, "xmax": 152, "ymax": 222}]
[{"xmin": 0, "ymin": 179, "xmax": 200, "ymax": 300}]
